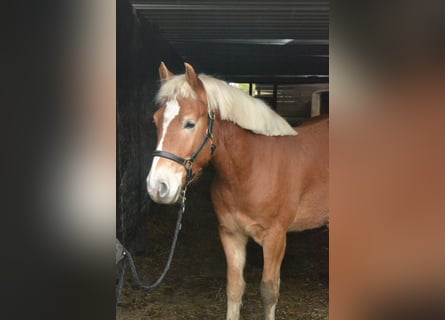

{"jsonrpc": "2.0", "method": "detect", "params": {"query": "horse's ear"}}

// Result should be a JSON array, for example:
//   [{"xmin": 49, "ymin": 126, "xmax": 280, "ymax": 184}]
[
  {"xmin": 185, "ymin": 63, "xmax": 203, "ymax": 91},
  {"xmin": 184, "ymin": 63, "xmax": 207, "ymax": 102},
  {"xmin": 159, "ymin": 61, "xmax": 174, "ymax": 81}
]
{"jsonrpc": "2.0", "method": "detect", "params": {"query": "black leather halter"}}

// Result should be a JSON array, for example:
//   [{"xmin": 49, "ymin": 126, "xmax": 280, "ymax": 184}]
[{"xmin": 152, "ymin": 111, "xmax": 216, "ymax": 185}]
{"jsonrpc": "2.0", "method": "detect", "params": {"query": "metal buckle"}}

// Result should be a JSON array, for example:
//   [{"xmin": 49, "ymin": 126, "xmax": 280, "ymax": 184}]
[{"xmin": 184, "ymin": 159, "xmax": 193, "ymax": 170}]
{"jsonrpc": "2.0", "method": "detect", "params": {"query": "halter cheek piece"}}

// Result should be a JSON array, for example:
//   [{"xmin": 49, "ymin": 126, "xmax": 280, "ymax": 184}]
[{"xmin": 152, "ymin": 111, "xmax": 216, "ymax": 185}]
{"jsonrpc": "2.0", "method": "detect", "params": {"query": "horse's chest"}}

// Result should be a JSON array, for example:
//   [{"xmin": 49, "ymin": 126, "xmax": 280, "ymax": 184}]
[
  {"xmin": 214, "ymin": 199, "xmax": 273, "ymax": 245},
  {"xmin": 222, "ymin": 212, "xmax": 266, "ymax": 243},
  {"xmin": 212, "ymin": 182, "xmax": 284, "ymax": 242}
]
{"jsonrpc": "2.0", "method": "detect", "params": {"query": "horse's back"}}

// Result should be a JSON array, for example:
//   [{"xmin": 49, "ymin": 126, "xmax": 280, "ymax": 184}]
[
  {"xmin": 287, "ymin": 115, "xmax": 329, "ymax": 231},
  {"xmin": 293, "ymin": 115, "xmax": 328, "ymax": 140}
]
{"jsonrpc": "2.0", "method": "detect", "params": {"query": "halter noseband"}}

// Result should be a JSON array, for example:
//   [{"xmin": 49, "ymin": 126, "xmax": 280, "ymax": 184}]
[{"xmin": 152, "ymin": 111, "xmax": 216, "ymax": 185}]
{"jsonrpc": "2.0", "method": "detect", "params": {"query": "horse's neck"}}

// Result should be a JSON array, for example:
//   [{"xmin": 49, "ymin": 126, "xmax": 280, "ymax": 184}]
[{"xmin": 210, "ymin": 119, "xmax": 257, "ymax": 183}]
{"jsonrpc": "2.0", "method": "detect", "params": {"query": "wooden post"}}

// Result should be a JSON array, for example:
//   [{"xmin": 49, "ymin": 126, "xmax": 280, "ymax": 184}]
[{"xmin": 272, "ymin": 83, "xmax": 277, "ymax": 110}]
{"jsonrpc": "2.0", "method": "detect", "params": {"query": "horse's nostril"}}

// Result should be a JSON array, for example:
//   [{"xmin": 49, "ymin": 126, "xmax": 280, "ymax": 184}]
[{"xmin": 158, "ymin": 181, "xmax": 169, "ymax": 198}]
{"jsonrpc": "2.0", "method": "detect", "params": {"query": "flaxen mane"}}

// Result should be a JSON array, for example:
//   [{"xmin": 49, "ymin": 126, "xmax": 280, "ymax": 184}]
[{"xmin": 156, "ymin": 74, "xmax": 297, "ymax": 136}]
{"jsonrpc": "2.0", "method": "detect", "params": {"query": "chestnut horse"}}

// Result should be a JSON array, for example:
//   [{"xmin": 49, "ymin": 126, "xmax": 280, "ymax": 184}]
[{"xmin": 147, "ymin": 62, "xmax": 329, "ymax": 320}]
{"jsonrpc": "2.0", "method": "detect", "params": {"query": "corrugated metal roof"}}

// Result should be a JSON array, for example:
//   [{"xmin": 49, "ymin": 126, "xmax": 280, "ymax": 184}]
[{"xmin": 130, "ymin": 0, "xmax": 329, "ymax": 82}]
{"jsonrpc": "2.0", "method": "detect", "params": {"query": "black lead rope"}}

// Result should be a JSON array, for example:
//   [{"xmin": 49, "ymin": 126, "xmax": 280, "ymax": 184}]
[
  {"xmin": 116, "ymin": 111, "xmax": 217, "ymax": 307},
  {"xmin": 116, "ymin": 189, "xmax": 187, "ymax": 307}
]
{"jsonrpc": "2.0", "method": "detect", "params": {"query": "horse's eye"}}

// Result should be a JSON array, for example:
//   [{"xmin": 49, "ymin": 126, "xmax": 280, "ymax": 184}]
[{"xmin": 184, "ymin": 120, "xmax": 196, "ymax": 129}]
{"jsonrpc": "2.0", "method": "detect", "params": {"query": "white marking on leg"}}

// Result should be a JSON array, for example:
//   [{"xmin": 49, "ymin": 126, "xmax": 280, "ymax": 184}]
[
  {"xmin": 266, "ymin": 303, "xmax": 277, "ymax": 320},
  {"xmin": 225, "ymin": 235, "xmax": 247, "ymax": 320},
  {"xmin": 227, "ymin": 300, "xmax": 241, "ymax": 320}
]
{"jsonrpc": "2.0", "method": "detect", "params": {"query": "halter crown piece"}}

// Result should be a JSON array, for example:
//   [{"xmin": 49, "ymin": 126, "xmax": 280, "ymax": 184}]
[{"xmin": 152, "ymin": 110, "xmax": 216, "ymax": 185}]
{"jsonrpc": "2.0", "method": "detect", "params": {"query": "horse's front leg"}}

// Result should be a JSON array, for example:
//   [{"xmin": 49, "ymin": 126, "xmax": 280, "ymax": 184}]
[
  {"xmin": 219, "ymin": 226, "xmax": 248, "ymax": 320},
  {"xmin": 261, "ymin": 228, "xmax": 286, "ymax": 320}
]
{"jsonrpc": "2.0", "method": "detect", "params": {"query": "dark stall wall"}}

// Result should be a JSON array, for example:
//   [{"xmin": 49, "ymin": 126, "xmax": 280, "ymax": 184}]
[{"xmin": 117, "ymin": 0, "xmax": 183, "ymax": 247}]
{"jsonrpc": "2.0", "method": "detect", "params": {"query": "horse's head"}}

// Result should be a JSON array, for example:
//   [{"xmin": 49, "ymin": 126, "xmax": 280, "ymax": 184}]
[{"xmin": 147, "ymin": 62, "xmax": 215, "ymax": 204}]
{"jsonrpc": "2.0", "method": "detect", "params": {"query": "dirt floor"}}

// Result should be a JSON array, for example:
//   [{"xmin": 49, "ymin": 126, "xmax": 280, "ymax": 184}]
[{"xmin": 117, "ymin": 168, "xmax": 328, "ymax": 319}]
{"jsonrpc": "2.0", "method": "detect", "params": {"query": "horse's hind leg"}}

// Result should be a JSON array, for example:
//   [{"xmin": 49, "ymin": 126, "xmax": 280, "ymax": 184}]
[
  {"xmin": 219, "ymin": 226, "xmax": 248, "ymax": 320},
  {"xmin": 261, "ymin": 228, "xmax": 286, "ymax": 320}
]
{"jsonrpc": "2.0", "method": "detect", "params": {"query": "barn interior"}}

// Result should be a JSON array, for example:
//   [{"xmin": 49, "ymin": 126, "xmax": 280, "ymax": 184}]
[{"xmin": 117, "ymin": 0, "xmax": 329, "ymax": 318}]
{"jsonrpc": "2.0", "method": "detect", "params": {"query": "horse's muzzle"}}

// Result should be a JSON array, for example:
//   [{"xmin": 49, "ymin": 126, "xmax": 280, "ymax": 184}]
[{"xmin": 147, "ymin": 175, "xmax": 181, "ymax": 204}]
